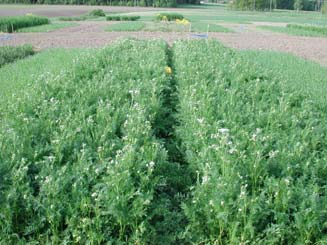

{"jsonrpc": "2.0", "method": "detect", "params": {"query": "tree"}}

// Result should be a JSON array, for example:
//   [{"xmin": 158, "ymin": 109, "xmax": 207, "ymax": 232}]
[{"xmin": 294, "ymin": 0, "xmax": 304, "ymax": 11}]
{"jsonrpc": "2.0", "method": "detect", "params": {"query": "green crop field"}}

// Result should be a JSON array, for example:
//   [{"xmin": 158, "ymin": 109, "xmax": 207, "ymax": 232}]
[
  {"xmin": 17, "ymin": 22, "xmax": 78, "ymax": 32},
  {"xmin": 1, "ymin": 38, "xmax": 327, "ymax": 244},
  {"xmin": 259, "ymin": 23, "xmax": 327, "ymax": 37}
]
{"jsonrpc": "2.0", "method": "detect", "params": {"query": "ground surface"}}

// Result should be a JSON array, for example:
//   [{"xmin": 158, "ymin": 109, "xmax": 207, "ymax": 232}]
[{"xmin": 1, "ymin": 5, "xmax": 327, "ymax": 66}]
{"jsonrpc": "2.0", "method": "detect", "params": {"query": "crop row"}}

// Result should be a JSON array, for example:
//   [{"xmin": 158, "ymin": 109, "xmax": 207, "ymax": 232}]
[
  {"xmin": 173, "ymin": 40, "xmax": 327, "ymax": 244},
  {"xmin": 0, "ymin": 15, "xmax": 50, "ymax": 33},
  {"xmin": 0, "ymin": 45, "xmax": 35, "ymax": 68},
  {"xmin": 1, "ymin": 40, "xmax": 327, "ymax": 244},
  {"xmin": 0, "ymin": 40, "xmax": 171, "ymax": 243},
  {"xmin": 106, "ymin": 15, "xmax": 140, "ymax": 21}
]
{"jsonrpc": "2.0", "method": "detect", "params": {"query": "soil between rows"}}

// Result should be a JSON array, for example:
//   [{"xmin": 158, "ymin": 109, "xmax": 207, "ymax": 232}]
[{"xmin": 0, "ymin": 20, "xmax": 327, "ymax": 67}]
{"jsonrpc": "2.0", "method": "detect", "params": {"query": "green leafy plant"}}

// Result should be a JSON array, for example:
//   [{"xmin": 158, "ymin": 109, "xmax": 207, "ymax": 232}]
[
  {"xmin": 88, "ymin": 9, "xmax": 106, "ymax": 17},
  {"xmin": 0, "ymin": 45, "xmax": 35, "ymax": 67},
  {"xmin": 0, "ymin": 39, "xmax": 171, "ymax": 244},
  {"xmin": 173, "ymin": 40, "xmax": 327, "ymax": 244}
]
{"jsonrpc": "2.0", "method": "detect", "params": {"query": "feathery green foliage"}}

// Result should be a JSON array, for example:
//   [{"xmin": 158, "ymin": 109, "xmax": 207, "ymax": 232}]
[
  {"xmin": 0, "ymin": 40, "xmax": 171, "ymax": 243},
  {"xmin": 173, "ymin": 40, "xmax": 327, "ymax": 244},
  {"xmin": 1, "ymin": 39, "xmax": 327, "ymax": 244}
]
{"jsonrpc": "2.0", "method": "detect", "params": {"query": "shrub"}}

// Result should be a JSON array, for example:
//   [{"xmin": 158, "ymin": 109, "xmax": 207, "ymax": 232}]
[
  {"xmin": 88, "ymin": 9, "xmax": 106, "ymax": 17},
  {"xmin": 0, "ymin": 15, "xmax": 49, "ymax": 33},
  {"xmin": 106, "ymin": 15, "xmax": 140, "ymax": 21},
  {"xmin": 0, "ymin": 45, "xmax": 35, "ymax": 67},
  {"xmin": 156, "ymin": 13, "xmax": 184, "ymax": 21}
]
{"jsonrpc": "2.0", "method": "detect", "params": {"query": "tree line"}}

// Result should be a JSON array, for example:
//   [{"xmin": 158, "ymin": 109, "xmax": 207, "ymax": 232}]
[
  {"xmin": 231, "ymin": 0, "xmax": 326, "ymax": 11},
  {"xmin": 0, "ymin": 0, "xmax": 199, "ymax": 7}
]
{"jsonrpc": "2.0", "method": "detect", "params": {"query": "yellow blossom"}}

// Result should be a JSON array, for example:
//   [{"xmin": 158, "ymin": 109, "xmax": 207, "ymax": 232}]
[{"xmin": 165, "ymin": 66, "xmax": 172, "ymax": 74}]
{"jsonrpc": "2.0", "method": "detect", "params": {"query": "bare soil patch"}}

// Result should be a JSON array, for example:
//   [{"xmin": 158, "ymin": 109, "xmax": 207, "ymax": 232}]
[
  {"xmin": 0, "ymin": 5, "xmax": 169, "ymax": 17},
  {"xmin": 1, "ymin": 20, "xmax": 327, "ymax": 67}
]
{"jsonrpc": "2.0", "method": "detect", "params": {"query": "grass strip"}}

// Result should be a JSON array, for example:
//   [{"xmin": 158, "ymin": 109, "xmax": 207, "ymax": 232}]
[{"xmin": 106, "ymin": 21, "xmax": 145, "ymax": 31}]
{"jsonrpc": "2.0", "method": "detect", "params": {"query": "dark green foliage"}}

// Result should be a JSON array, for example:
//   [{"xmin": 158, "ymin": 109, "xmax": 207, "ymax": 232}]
[
  {"xmin": 232, "ymin": 0, "xmax": 316, "ymax": 11},
  {"xmin": 106, "ymin": 15, "xmax": 141, "ymax": 21},
  {"xmin": 0, "ymin": 45, "xmax": 35, "ymax": 67},
  {"xmin": 58, "ymin": 16, "xmax": 88, "ymax": 21},
  {"xmin": 231, "ymin": 0, "xmax": 275, "ymax": 11},
  {"xmin": 0, "ymin": 15, "xmax": 49, "ymax": 33},
  {"xmin": 88, "ymin": 9, "xmax": 106, "ymax": 16},
  {"xmin": 156, "ymin": 13, "xmax": 184, "ymax": 21}
]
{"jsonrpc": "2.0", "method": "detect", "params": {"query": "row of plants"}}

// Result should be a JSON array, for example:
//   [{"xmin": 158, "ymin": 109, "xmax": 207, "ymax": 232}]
[
  {"xmin": 106, "ymin": 15, "xmax": 141, "ymax": 21},
  {"xmin": 287, "ymin": 23, "xmax": 327, "ymax": 35},
  {"xmin": 0, "ymin": 15, "xmax": 49, "ymax": 33},
  {"xmin": 156, "ymin": 12, "xmax": 184, "ymax": 21},
  {"xmin": 58, "ymin": 9, "xmax": 106, "ymax": 21},
  {"xmin": 106, "ymin": 21, "xmax": 145, "ymax": 31},
  {"xmin": 0, "ymin": 40, "xmax": 172, "ymax": 243},
  {"xmin": 1, "ymin": 39, "xmax": 327, "ymax": 244},
  {"xmin": 173, "ymin": 40, "xmax": 327, "ymax": 244},
  {"xmin": 0, "ymin": 45, "xmax": 35, "ymax": 68}
]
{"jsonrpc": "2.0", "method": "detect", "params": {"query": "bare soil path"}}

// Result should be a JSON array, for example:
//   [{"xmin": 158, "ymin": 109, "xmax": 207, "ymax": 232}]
[
  {"xmin": 0, "ymin": 5, "xmax": 170, "ymax": 17},
  {"xmin": 1, "ymin": 20, "xmax": 327, "ymax": 67}
]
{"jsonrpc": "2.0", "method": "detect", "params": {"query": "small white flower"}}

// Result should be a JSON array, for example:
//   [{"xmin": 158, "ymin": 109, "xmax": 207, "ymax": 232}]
[
  {"xmin": 218, "ymin": 128, "xmax": 229, "ymax": 134},
  {"xmin": 269, "ymin": 150, "xmax": 279, "ymax": 158},
  {"xmin": 197, "ymin": 118, "xmax": 204, "ymax": 124},
  {"xmin": 202, "ymin": 175, "xmax": 209, "ymax": 184},
  {"xmin": 44, "ymin": 176, "xmax": 51, "ymax": 184},
  {"xmin": 149, "ymin": 161, "xmax": 155, "ymax": 168},
  {"xmin": 229, "ymin": 147, "xmax": 237, "ymax": 154}
]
